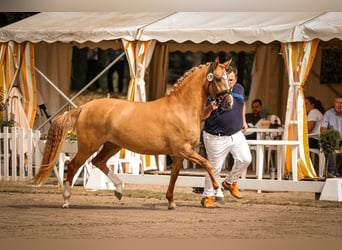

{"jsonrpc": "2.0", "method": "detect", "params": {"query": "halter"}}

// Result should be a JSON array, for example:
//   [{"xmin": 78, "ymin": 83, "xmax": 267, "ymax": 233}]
[{"xmin": 206, "ymin": 62, "xmax": 232, "ymax": 110}]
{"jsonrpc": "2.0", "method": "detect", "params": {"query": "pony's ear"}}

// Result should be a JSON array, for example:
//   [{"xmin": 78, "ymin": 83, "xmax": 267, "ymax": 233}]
[
  {"xmin": 213, "ymin": 56, "xmax": 220, "ymax": 69},
  {"xmin": 223, "ymin": 58, "xmax": 232, "ymax": 68}
]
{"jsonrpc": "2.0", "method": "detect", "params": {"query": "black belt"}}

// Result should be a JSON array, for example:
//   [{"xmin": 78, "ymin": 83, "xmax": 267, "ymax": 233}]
[{"xmin": 207, "ymin": 131, "xmax": 230, "ymax": 136}]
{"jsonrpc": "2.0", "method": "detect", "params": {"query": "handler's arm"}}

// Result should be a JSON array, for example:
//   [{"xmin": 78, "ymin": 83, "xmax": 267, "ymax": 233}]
[
  {"xmin": 202, "ymin": 101, "xmax": 217, "ymax": 120},
  {"xmin": 242, "ymin": 103, "xmax": 248, "ymax": 131}
]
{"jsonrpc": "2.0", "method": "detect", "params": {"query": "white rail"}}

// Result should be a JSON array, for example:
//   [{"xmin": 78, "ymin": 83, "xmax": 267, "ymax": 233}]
[{"xmin": 0, "ymin": 127, "xmax": 41, "ymax": 181}]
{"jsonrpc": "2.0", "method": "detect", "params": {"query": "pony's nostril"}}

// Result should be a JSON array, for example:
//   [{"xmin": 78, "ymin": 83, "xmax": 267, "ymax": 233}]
[{"xmin": 220, "ymin": 95, "xmax": 234, "ymax": 110}]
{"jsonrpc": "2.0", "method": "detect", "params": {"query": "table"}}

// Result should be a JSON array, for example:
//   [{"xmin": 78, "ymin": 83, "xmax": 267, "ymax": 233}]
[
  {"xmin": 244, "ymin": 128, "xmax": 299, "ymax": 181},
  {"xmin": 245, "ymin": 127, "xmax": 284, "ymax": 140},
  {"xmin": 244, "ymin": 128, "xmax": 284, "ymax": 176}
]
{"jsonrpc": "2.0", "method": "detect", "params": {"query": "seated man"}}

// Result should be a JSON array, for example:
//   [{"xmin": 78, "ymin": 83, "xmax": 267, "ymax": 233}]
[
  {"xmin": 321, "ymin": 96, "xmax": 342, "ymax": 177},
  {"xmin": 245, "ymin": 99, "xmax": 262, "ymax": 139}
]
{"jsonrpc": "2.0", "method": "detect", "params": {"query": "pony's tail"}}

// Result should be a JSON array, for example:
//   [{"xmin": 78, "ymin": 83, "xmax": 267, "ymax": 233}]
[{"xmin": 33, "ymin": 108, "xmax": 82, "ymax": 186}]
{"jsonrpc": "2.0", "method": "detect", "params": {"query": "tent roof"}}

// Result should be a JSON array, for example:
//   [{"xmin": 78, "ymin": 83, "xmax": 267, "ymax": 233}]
[
  {"xmin": 0, "ymin": 12, "xmax": 171, "ymax": 43},
  {"xmin": 1, "ymin": 12, "xmax": 342, "ymax": 44},
  {"xmin": 139, "ymin": 12, "xmax": 342, "ymax": 43}
]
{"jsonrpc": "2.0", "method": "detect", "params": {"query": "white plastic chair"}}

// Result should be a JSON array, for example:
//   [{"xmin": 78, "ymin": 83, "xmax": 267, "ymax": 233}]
[
  {"xmin": 106, "ymin": 150, "xmax": 142, "ymax": 175},
  {"xmin": 309, "ymin": 148, "xmax": 326, "ymax": 177},
  {"xmin": 106, "ymin": 152, "xmax": 124, "ymax": 174}
]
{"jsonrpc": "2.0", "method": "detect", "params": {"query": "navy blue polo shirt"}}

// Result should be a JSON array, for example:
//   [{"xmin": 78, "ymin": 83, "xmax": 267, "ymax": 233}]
[{"xmin": 204, "ymin": 83, "xmax": 245, "ymax": 136}]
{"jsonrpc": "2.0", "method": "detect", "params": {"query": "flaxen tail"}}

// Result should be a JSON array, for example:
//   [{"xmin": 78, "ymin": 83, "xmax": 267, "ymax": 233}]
[{"xmin": 33, "ymin": 108, "xmax": 82, "ymax": 186}]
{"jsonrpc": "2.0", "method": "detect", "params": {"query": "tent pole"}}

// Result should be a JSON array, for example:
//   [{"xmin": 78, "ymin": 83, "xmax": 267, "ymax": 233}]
[
  {"xmin": 36, "ymin": 51, "xmax": 125, "ymax": 130},
  {"xmin": 34, "ymin": 67, "xmax": 77, "ymax": 108}
]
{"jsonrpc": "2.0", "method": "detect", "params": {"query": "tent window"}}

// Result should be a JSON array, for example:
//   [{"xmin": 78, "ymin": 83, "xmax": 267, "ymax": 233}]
[
  {"xmin": 71, "ymin": 47, "xmax": 129, "ymax": 94},
  {"xmin": 168, "ymin": 51, "xmax": 255, "ymax": 96},
  {"xmin": 320, "ymin": 46, "xmax": 342, "ymax": 84}
]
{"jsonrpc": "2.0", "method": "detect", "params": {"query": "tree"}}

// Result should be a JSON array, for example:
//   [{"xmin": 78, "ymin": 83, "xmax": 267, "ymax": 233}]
[{"xmin": 0, "ymin": 13, "xmax": 38, "ymax": 28}]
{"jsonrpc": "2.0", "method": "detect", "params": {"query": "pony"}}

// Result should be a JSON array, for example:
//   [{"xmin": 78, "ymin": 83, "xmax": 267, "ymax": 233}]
[{"xmin": 33, "ymin": 57, "xmax": 233, "ymax": 210}]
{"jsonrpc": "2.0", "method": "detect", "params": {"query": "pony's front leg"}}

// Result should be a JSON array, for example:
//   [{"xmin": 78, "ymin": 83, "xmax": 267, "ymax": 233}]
[
  {"xmin": 205, "ymin": 161, "xmax": 219, "ymax": 190},
  {"xmin": 166, "ymin": 157, "xmax": 183, "ymax": 210},
  {"xmin": 187, "ymin": 151, "xmax": 219, "ymax": 190}
]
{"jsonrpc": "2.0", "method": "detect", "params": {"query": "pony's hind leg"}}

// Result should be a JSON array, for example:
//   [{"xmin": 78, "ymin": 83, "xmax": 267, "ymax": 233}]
[
  {"xmin": 63, "ymin": 152, "xmax": 94, "ymax": 208},
  {"xmin": 166, "ymin": 157, "xmax": 184, "ymax": 210},
  {"xmin": 91, "ymin": 142, "xmax": 123, "ymax": 200}
]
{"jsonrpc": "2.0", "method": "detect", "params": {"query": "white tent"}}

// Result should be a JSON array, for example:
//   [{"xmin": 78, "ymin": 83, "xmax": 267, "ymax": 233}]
[
  {"xmin": 1, "ymin": 12, "xmax": 342, "ymax": 179},
  {"xmin": 1, "ymin": 12, "xmax": 341, "ymax": 111},
  {"xmin": 1, "ymin": 12, "xmax": 341, "ymax": 43},
  {"xmin": 1, "ymin": 12, "xmax": 341, "ymax": 117}
]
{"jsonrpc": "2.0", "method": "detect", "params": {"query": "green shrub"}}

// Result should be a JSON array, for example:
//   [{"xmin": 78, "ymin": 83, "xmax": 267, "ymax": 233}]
[{"xmin": 319, "ymin": 130, "xmax": 341, "ymax": 155}]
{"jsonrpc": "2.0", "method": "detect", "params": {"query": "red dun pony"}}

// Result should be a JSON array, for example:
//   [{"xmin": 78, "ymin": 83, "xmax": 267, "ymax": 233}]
[{"xmin": 34, "ymin": 57, "xmax": 233, "ymax": 210}]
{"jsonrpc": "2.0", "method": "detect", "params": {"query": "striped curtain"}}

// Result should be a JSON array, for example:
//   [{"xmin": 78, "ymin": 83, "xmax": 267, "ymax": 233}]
[
  {"xmin": 281, "ymin": 39, "xmax": 319, "ymax": 180},
  {"xmin": 121, "ymin": 39, "xmax": 158, "ymax": 171},
  {"xmin": 0, "ymin": 42, "xmax": 36, "ymax": 128}
]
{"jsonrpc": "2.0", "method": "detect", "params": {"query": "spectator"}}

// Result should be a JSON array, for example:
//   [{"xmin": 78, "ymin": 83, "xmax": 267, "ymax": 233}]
[
  {"xmin": 245, "ymin": 99, "xmax": 262, "ymax": 139},
  {"xmin": 320, "ymin": 96, "xmax": 342, "ymax": 177},
  {"xmin": 107, "ymin": 49, "xmax": 126, "ymax": 93},
  {"xmin": 246, "ymin": 99, "xmax": 262, "ymax": 126},
  {"xmin": 86, "ymin": 48, "xmax": 102, "ymax": 92},
  {"xmin": 305, "ymin": 96, "xmax": 324, "ymax": 149}
]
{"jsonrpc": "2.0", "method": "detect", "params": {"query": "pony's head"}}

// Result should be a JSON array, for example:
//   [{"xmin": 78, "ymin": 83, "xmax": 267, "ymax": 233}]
[{"xmin": 206, "ymin": 57, "xmax": 234, "ymax": 110}]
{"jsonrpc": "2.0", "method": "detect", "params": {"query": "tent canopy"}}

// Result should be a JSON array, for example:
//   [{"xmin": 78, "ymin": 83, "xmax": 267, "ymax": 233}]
[
  {"xmin": 0, "ymin": 12, "xmax": 170, "ymax": 43},
  {"xmin": 139, "ymin": 12, "xmax": 342, "ymax": 43},
  {"xmin": 1, "ymin": 12, "xmax": 342, "ymax": 44}
]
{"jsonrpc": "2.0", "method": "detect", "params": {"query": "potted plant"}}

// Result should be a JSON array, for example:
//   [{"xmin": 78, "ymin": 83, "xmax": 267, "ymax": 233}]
[
  {"xmin": 260, "ymin": 107, "xmax": 271, "ymax": 128},
  {"xmin": 62, "ymin": 129, "xmax": 78, "ymax": 154},
  {"xmin": 319, "ymin": 130, "xmax": 340, "ymax": 179},
  {"xmin": 0, "ymin": 89, "xmax": 15, "ymax": 130}
]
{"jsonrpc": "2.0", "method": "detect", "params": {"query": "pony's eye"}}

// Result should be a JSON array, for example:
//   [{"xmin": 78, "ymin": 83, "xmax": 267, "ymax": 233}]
[
  {"xmin": 214, "ymin": 73, "xmax": 222, "ymax": 80},
  {"xmin": 214, "ymin": 72, "xmax": 227, "ymax": 81}
]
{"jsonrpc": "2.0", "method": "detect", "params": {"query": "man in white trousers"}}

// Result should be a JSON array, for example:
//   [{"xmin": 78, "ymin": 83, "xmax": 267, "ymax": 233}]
[{"xmin": 201, "ymin": 65, "xmax": 251, "ymax": 208}]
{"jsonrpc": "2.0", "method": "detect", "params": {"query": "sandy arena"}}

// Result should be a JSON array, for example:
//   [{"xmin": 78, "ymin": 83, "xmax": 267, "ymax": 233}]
[{"xmin": 1, "ymin": 182, "xmax": 342, "ymax": 240}]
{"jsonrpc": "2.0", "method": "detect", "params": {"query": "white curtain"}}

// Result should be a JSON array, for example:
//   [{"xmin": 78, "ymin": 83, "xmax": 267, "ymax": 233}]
[{"xmin": 282, "ymin": 40, "xmax": 319, "ymax": 180}]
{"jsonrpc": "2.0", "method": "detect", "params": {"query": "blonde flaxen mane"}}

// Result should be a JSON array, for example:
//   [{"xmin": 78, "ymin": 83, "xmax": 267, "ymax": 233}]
[{"xmin": 166, "ymin": 63, "xmax": 209, "ymax": 96}]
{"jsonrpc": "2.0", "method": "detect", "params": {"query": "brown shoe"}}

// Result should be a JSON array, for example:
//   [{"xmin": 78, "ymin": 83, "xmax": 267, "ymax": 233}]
[
  {"xmin": 201, "ymin": 196, "xmax": 215, "ymax": 208},
  {"xmin": 222, "ymin": 180, "xmax": 242, "ymax": 199}
]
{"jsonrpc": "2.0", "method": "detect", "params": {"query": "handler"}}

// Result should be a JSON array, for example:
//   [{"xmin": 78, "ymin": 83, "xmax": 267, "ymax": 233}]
[{"xmin": 201, "ymin": 65, "xmax": 251, "ymax": 208}]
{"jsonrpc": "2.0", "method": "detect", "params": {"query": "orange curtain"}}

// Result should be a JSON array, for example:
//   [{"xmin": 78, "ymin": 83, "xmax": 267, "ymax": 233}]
[
  {"xmin": 282, "ymin": 39, "xmax": 319, "ymax": 180},
  {"xmin": 124, "ymin": 39, "xmax": 156, "ymax": 102},
  {"xmin": 0, "ymin": 42, "xmax": 36, "ymax": 128}
]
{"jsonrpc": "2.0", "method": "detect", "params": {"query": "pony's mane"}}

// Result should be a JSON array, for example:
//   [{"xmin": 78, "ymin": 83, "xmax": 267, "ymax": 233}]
[{"xmin": 165, "ymin": 62, "xmax": 210, "ymax": 96}]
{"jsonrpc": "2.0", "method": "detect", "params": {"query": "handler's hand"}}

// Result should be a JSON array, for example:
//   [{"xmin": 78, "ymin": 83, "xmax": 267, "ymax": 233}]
[
  {"xmin": 210, "ymin": 101, "xmax": 218, "ymax": 111},
  {"xmin": 242, "ymin": 121, "xmax": 248, "ymax": 131}
]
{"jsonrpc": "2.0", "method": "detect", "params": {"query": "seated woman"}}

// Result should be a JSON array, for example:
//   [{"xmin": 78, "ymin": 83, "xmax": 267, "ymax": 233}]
[{"xmin": 305, "ymin": 96, "xmax": 324, "ymax": 149}]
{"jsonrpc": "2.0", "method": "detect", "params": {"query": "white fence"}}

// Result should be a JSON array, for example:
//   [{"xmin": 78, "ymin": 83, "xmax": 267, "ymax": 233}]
[{"xmin": 0, "ymin": 127, "xmax": 41, "ymax": 181}]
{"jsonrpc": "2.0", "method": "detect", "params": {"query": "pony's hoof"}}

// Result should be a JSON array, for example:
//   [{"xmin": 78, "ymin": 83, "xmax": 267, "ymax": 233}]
[
  {"xmin": 62, "ymin": 203, "xmax": 70, "ymax": 209},
  {"xmin": 168, "ymin": 205, "xmax": 177, "ymax": 210},
  {"xmin": 115, "ymin": 191, "xmax": 123, "ymax": 200}
]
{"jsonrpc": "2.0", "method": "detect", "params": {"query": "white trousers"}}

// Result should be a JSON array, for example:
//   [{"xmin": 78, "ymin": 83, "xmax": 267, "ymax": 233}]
[{"xmin": 202, "ymin": 130, "xmax": 252, "ymax": 197}]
